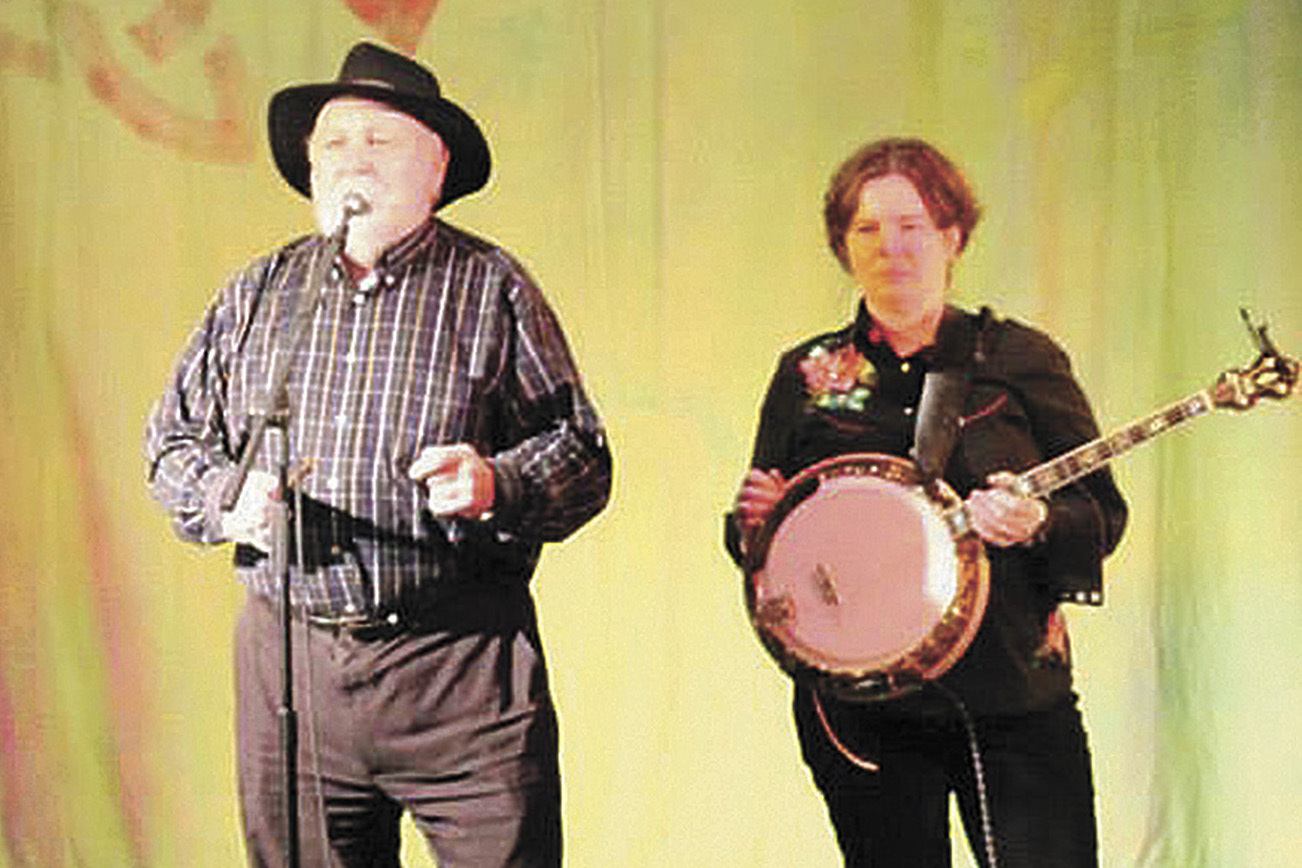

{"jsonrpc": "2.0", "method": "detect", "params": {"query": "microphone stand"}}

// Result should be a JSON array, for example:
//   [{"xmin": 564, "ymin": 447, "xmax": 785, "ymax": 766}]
[{"xmin": 219, "ymin": 195, "xmax": 369, "ymax": 867}]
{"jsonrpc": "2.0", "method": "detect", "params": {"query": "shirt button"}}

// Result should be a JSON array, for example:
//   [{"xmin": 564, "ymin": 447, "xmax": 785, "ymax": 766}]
[
  {"xmin": 384, "ymin": 273, "xmax": 397, "ymax": 286},
  {"xmin": 329, "ymin": 544, "xmax": 342, "ymax": 556},
  {"xmin": 344, "ymin": 603, "xmax": 357, "ymax": 614},
  {"xmin": 334, "ymin": 412, "xmax": 348, "ymax": 426},
  {"xmin": 900, "ymin": 361, "xmax": 911, "ymax": 373},
  {"xmin": 326, "ymin": 477, "xmax": 340, "ymax": 491},
  {"xmin": 903, "ymin": 406, "xmax": 915, "ymax": 416},
  {"xmin": 386, "ymin": 613, "xmax": 399, "ymax": 625}
]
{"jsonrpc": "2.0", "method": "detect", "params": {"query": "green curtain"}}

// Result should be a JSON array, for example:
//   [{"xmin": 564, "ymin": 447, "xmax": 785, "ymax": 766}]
[{"xmin": 1, "ymin": 1, "xmax": 1297, "ymax": 865}]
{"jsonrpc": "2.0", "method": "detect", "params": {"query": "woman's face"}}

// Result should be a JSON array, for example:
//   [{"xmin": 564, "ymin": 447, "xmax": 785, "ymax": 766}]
[{"xmin": 842, "ymin": 173, "xmax": 960, "ymax": 329}]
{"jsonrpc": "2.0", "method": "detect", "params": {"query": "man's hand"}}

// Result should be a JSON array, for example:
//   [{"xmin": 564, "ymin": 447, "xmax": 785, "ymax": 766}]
[
  {"xmin": 965, "ymin": 471, "xmax": 1049, "ymax": 547},
  {"xmin": 219, "ymin": 469, "xmax": 279, "ymax": 552},
  {"xmin": 734, "ymin": 468, "xmax": 787, "ymax": 532},
  {"xmin": 408, "ymin": 444, "xmax": 495, "ymax": 519}
]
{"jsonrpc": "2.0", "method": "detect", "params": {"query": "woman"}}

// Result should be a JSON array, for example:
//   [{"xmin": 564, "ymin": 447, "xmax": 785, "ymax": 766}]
[{"xmin": 727, "ymin": 138, "xmax": 1127, "ymax": 866}]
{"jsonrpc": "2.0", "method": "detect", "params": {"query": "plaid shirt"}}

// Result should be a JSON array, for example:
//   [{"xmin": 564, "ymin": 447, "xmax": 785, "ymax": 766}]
[{"xmin": 145, "ymin": 217, "xmax": 611, "ymax": 617}]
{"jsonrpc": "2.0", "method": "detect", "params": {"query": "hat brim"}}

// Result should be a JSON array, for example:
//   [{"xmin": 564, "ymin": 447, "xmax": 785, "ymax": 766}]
[{"xmin": 268, "ymin": 82, "xmax": 491, "ymax": 208}]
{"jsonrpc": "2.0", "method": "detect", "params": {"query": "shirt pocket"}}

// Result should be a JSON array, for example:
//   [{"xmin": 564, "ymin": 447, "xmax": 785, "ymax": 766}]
[{"xmin": 959, "ymin": 383, "xmax": 1043, "ymax": 479}]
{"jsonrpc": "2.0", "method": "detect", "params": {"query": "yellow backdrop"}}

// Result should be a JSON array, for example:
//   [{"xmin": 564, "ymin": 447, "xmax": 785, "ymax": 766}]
[{"xmin": 1, "ymin": 1, "xmax": 1299, "ymax": 865}]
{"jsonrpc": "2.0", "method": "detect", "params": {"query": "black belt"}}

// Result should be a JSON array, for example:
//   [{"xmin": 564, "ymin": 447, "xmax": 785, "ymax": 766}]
[{"xmin": 262, "ymin": 583, "xmax": 536, "ymax": 641}]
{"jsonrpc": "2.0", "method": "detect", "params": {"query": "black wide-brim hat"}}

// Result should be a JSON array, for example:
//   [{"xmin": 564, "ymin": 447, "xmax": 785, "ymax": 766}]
[{"xmin": 268, "ymin": 42, "xmax": 491, "ymax": 208}]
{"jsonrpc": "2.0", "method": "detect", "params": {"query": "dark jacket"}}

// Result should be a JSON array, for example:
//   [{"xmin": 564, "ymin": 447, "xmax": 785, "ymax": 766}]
[{"xmin": 727, "ymin": 304, "xmax": 1128, "ymax": 716}]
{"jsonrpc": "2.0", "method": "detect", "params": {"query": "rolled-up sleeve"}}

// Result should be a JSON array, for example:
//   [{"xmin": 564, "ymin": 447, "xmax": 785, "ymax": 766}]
[{"xmin": 486, "ymin": 261, "xmax": 611, "ymax": 542}]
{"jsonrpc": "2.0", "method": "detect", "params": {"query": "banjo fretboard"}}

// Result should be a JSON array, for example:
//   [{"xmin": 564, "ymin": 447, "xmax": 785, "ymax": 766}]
[{"xmin": 1016, "ymin": 390, "xmax": 1214, "ymax": 499}]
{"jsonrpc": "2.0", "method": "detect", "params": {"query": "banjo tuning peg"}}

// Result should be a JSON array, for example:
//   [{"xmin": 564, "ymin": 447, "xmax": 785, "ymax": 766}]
[{"xmin": 1238, "ymin": 307, "xmax": 1282, "ymax": 358}]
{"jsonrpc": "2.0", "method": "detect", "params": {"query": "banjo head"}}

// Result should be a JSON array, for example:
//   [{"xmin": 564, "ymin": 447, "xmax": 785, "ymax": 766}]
[{"xmin": 746, "ymin": 453, "xmax": 989, "ymax": 702}]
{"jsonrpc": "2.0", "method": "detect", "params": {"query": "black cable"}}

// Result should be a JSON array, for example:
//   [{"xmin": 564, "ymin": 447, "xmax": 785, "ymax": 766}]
[
  {"xmin": 814, "ymin": 685, "xmax": 998, "ymax": 866},
  {"xmin": 929, "ymin": 682, "xmax": 999, "ymax": 868}
]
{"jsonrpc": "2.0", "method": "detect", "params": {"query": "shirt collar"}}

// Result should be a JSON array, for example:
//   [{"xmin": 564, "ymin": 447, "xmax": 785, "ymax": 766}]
[
  {"xmin": 375, "ymin": 215, "xmax": 441, "ymax": 272},
  {"xmin": 327, "ymin": 216, "xmax": 441, "ymax": 296},
  {"xmin": 851, "ymin": 302, "xmax": 977, "ymax": 368}
]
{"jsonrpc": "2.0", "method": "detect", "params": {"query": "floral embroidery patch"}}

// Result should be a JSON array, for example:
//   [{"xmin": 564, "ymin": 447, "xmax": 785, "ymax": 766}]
[{"xmin": 799, "ymin": 341, "xmax": 878, "ymax": 412}]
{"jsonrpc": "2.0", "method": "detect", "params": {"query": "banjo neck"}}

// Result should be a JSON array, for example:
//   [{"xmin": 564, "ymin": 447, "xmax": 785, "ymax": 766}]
[
  {"xmin": 1012, "ymin": 390, "xmax": 1214, "ymax": 499},
  {"xmin": 937, "ymin": 337, "xmax": 1296, "ymax": 538},
  {"xmin": 1011, "ymin": 345, "xmax": 1298, "ymax": 500}
]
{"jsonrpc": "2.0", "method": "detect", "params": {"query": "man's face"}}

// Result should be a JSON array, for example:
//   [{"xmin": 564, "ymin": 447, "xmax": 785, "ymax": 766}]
[
  {"xmin": 307, "ymin": 97, "xmax": 449, "ymax": 251},
  {"xmin": 843, "ymin": 173, "xmax": 959, "ymax": 326}
]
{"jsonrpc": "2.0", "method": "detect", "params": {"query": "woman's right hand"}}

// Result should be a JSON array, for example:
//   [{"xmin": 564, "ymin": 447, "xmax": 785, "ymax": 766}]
[{"xmin": 733, "ymin": 468, "xmax": 787, "ymax": 532}]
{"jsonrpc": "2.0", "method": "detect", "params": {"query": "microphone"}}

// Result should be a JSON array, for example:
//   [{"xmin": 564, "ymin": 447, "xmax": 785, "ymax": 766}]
[
  {"xmin": 329, "ymin": 192, "xmax": 372, "ymax": 243},
  {"xmin": 341, "ymin": 191, "xmax": 372, "ymax": 221}
]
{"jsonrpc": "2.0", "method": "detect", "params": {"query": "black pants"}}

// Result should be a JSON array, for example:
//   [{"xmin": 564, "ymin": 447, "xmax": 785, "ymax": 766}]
[
  {"xmin": 795, "ymin": 687, "xmax": 1098, "ymax": 867},
  {"xmin": 235, "ymin": 591, "xmax": 561, "ymax": 867}
]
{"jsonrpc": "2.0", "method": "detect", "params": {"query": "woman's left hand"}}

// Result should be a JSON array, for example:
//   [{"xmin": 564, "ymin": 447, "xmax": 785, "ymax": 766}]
[{"xmin": 965, "ymin": 471, "xmax": 1049, "ymax": 547}]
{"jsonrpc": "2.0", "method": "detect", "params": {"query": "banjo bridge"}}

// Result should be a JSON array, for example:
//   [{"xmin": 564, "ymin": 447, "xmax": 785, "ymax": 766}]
[{"xmin": 813, "ymin": 563, "xmax": 841, "ymax": 606}]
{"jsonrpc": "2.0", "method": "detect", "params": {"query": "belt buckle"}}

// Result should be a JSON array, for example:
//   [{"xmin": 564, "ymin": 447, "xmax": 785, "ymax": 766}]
[{"xmin": 305, "ymin": 611, "xmax": 399, "ymax": 640}]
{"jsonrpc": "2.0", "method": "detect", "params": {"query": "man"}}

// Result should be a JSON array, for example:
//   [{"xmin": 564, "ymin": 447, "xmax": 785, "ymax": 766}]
[{"xmin": 145, "ymin": 42, "xmax": 610, "ymax": 866}]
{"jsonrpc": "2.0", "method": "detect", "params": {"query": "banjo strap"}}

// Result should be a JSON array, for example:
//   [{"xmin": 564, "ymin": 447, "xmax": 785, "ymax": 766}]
[
  {"xmin": 910, "ymin": 307, "xmax": 996, "ymax": 489},
  {"xmin": 912, "ymin": 370, "xmax": 968, "ymax": 489}
]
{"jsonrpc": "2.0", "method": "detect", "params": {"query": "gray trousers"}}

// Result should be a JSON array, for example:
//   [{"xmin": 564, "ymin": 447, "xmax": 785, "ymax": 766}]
[{"xmin": 235, "ymin": 590, "xmax": 561, "ymax": 867}]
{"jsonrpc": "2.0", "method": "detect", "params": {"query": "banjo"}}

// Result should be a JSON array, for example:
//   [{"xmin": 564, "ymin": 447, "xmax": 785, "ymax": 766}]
[{"xmin": 744, "ymin": 311, "xmax": 1297, "ymax": 702}]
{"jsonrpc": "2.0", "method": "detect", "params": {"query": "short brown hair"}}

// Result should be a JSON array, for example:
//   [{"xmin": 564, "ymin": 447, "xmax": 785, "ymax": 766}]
[{"xmin": 823, "ymin": 137, "xmax": 981, "ymax": 270}]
